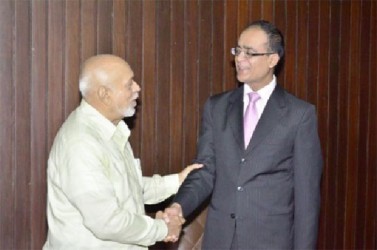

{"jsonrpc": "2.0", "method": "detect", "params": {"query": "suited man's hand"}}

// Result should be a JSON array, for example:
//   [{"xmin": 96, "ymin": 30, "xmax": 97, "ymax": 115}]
[
  {"xmin": 156, "ymin": 210, "xmax": 183, "ymax": 242},
  {"xmin": 178, "ymin": 164, "xmax": 203, "ymax": 184}
]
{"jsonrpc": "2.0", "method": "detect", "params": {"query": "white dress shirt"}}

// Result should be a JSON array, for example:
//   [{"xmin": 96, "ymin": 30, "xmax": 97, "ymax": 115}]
[{"xmin": 243, "ymin": 75, "xmax": 277, "ymax": 117}]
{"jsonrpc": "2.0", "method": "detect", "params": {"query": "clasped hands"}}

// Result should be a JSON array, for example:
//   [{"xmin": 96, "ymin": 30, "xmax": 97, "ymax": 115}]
[
  {"xmin": 156, "ymin": 163, "xmax": 202, "ymax": 242},
  {"xmin": 156, "ymin": 203, "xmax": 185, "ymax": 243}
]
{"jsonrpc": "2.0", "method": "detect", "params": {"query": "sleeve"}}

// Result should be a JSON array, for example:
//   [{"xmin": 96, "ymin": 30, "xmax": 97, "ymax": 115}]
[
  {"xmin": 174, "ymin": 98, "xmax": 217, "ymax": 217},
  {"xmin": 60, "ymin": 140, "xmax": 168, "ymax": 247},
  {"xmin": 142, "ymin": 174, "xmax": 180, "ymax": 204},
  {"xmin": 293, "ymin": 105, "xmax": 323, "ymax": 249}
]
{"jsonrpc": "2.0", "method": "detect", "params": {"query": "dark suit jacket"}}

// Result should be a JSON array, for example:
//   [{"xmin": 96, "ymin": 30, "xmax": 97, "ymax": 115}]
[{"xmin": 174, "ymin": 84, "xmax": 323, "ymax": 249}]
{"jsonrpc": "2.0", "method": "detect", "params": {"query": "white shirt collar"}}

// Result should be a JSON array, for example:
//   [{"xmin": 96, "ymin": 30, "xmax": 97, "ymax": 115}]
[
  {"xmin": 243, "ymin": 75, "xmax": 277, "ymax": 102},
  {"xmin": 79, "ymin": 99, "xmax": 131, "ymax": 145}
]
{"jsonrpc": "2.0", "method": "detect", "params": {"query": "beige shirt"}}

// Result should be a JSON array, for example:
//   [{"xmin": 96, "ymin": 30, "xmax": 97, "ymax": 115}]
[{"xmin": 44, "ymin": 100, "xmax": 179, "ymax": 250}]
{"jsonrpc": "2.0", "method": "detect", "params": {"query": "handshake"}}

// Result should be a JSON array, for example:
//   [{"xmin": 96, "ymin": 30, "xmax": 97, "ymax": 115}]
[{"xmin": 156, "ymin": 203, "xmax": 185, "ymax": 243}]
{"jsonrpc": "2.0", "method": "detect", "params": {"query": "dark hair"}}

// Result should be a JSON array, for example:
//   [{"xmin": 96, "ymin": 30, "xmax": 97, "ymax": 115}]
[{"xmin": 245, "ymin": 20, "xmax": 285, "ymax": 59}]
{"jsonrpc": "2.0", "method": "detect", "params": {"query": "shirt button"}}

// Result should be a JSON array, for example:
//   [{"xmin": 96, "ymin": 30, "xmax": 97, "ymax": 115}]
[
  {"xmin": 230, "ymin": 213, "xmax": 236, "ymax": 219},
  {"xmin": 237, "ymin": 186, "xmax": 244, "ymax": 191},
  {"xmin": 241, "ymin": 158, "xmax": 245, "ymax": 163}
]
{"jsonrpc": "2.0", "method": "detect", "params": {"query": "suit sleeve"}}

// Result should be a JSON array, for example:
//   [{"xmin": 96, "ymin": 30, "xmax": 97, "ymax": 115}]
[
  {"xmin": 293, "ymin": 105, "xmax": 323, "ymax": 249},
  {"xmin": 174, "ymin": 98, "xmax": 216, "ymax": 217}
]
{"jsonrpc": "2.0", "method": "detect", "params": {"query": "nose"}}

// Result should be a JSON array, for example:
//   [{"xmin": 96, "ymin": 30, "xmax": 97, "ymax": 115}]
[
  {"xmin": 235, "ymin": 51, "xmax": 248, "ymax": 62},
  {"xmin": 133, "ymin": 80, "xmax": 141, "ymax": 92}
]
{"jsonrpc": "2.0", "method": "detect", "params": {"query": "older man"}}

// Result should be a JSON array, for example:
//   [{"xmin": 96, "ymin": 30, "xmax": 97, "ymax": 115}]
[{"xmin": 43, "ymin": 55, "xmax": 200, "ymax": 249}]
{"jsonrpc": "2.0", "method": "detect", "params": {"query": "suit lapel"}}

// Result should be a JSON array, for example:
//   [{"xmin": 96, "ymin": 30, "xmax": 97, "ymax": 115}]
[
  {"xmin": 227, "ymin": 87, "xmax": 244, "ymax": 152},
  {"xmin": 246, "ymin": 84, "xmax": 287, "ymax": 154}
]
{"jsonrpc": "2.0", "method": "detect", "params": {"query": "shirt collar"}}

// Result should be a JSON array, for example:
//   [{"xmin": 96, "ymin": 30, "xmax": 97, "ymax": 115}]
[
  {"xmin": 243, "ymin": 75, "xmax": 277, "ymax": 102},
  {"xmin": 79, "ymin": 99, "xmax": 131, "ymax": 145}
]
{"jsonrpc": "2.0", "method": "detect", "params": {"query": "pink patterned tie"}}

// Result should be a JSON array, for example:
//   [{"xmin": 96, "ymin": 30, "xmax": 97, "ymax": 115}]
[{"xmin": 244, "ymin": 92, "xmax": 261, "ymax": 148}]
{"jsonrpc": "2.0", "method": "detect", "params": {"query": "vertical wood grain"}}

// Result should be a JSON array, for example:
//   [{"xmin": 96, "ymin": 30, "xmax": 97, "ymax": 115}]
[
  {"xmin": 65, "ymin": 0, "xmax": 81, "ymax": 116},
  {"xmin": 141, "ymin": 0, "xmax": 156, "ymax": 176},
  {"xmin": 81, "ymin": 0, "xmax": 97, "ymax": 62},
  {"xmin": 183, "ymin": 0, "xmax": 199, "ymax": 165},
  {"xmin": 295, "ymin": 1, "xmax": 308, "ymax": 100},
  {"xmin": 262, "ymin": 0, "xmax": 274, "ymax": 21},
  {"xmin": 274, "ymin": 0, "xmax": 286, "ymax": 83},
  {"xmin": 284, "ymin": 0, "xmax": 297, "ymax": 94},
  {"xmin": 0, "ymin": 1, "xmax": 14, "ymax": 249},
  {"xmin": 0, "ymin": 1, "xmax": 376, "ymax": 249},
  {"xmin": 224, "ymin": 1, "xmax": 238, "ymax": 91},
  {"xmin": 364, "ymin": 2, "xmax": 377, "ymax": 248},
  {"xmin": 316, "ymin": 1, "xmax": 331, "ymax": 248},
  {"xmin": 14, "ymin": 1, "xmax": 31, "ymax": 249},
  {"xmin": 237, "ymin": 0, "xmax": 249, "ymax": 35},
  {"xmin": 336, "ymin": 1, "xmax": 351, "ymax": 247},
  {"xmin": 156, "ymin": 0, "xmax": 171, "ymax": 174},
  {"xmin": 211, "ymin": 1, "xmax": 224, "ymax": 94},
  {"xmin": 249, "ymin": 0, "xmax": 262, "ymax": 21},
  {"xmin": 47, "ymin": 0, "xmax": 65, "ymax": 150},
  {"xmin": 97, "ymin": 0, "xmax": 113, "ymax": 54},
  {"xmin": 30, "ymin": 0, "xmax": 48, "ymax": 248},
  {"xmin": 198, "ymin": 0, "xmax": 212, "ymax": 121},
  {"xmin": 355, "ymin": 1, "xmax": 371, "ymax": 248},
  {"xmin": 125, "ymin": 0, "xmax": 142, "ymax": 157},
  {"xmin": 170, "ymin": 0, "xmax": 185, "ymax": 171},
  {"xmin": 112, "ymin": 0, "xmax": 127, "ymax": 58}
]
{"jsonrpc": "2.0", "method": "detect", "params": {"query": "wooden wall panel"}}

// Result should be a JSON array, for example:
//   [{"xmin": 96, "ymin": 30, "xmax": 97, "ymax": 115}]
[
  {"xmin": 125, "ymin": 0, "xmax": 142, "ymax": 158},
  {"xmin": 81, "ymin": 0, "xmax": 97, "ymax": 62},
  {"xmin": 170, "ymin": 0, "xmax": 185, "ymax": 172},
  {"xmin": 0, "ymin": 1, "xmax": 376, "ymax": 249},
  {"xmin": 30, "ymin": 1, "xmax": 48, "ymax": 248},
  {"xmin": 356, "ymin": 3, "xmax": 373, "ymax": 248},
  {"xmin": 47, "ymin": 0, "xmax": 65, "ymax": 150},
  {"xmin": 14, "ymin": 1, "xmax": 31, "ymax": 249},
  {"xmin": 64, "ymin": 0, "xmax": 81, "ymax": 116},
  {"xmin": 155, "ymin": 0, "xmax": 171, "ymax": 175},
  {"xmin": 112, "ymin": 0, "xmax": 127, "ymax": 58},
  {"xmin": 97, "ymin": 0, "xmax": 113, "ymax": 54},
  {"xmin": 0, "ymin": 1, "xmax": 15, "ymax": 249},
  {"xmin": 198, "ymin": 0, "xmax": 212, "ymax": 117},
  {"xmin": 183, "ymin": 0, "xmax": 199, "ymax": 166},
  {"xmin": 364, "ymin": 2, "xmax": 377, "ymax": 248},
  {"xmin": 140, "ymin": 0, "xmax": 156, "ymax": 176},
  {"xmin": 211, "ymin": 1, "xmax": 224, "ymax": 95}
]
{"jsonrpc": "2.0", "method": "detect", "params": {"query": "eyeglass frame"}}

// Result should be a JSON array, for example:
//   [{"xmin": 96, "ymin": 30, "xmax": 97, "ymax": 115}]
[{"xmin": 231, "ymin": 47, "xmax": 276, "ymax": 58}]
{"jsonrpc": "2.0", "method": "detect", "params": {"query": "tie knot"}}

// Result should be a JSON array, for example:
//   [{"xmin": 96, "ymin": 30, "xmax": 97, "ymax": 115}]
[{"xmin": 248, "ymin": 92, "xmax": 260, "ymax": 103}]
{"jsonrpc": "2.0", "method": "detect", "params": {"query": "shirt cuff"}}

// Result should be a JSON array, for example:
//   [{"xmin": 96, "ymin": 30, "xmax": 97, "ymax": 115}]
[{"xmin": 155, "ymin": 218, "xmax": 168, "ymax": 241}]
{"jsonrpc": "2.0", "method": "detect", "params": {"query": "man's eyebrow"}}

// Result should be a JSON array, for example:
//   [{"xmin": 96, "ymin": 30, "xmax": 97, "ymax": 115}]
[{"xmin": 237, "ymin": 45, "xmax": 257, "ymax": 51}]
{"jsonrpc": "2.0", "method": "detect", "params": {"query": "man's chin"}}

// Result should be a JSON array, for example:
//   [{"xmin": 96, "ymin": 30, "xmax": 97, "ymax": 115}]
[
  {"xmin": 236, "ymin": 76, "xmax": 247, "ymax": 83},
  {"xmin": 123, "ymin": 108, "xmax": 136, "ymax": 118}
]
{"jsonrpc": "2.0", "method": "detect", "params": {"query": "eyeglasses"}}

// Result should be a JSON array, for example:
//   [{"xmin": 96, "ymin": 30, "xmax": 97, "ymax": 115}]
[{"xmin": 231, "ymin": 47, "xmax": 275, "ymax": 59}]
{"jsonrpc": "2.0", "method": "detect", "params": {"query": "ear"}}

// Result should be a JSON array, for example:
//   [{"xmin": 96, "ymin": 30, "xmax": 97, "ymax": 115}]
[
  {"xmin": 268, "ymin": 53, "xmax": 280, "ymax": 68},
  {"xmin": 97, "ymin": 86, "xmax": 112, "ymax": 106}
]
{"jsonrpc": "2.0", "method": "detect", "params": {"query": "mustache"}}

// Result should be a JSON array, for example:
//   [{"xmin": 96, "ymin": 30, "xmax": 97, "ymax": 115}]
[{"xmin": 132, "ymin": 93, "xmax": 139, "ymax": 100}]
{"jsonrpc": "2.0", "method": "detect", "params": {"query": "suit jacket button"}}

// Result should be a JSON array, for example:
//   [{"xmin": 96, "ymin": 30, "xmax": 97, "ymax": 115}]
[
  {"xmin": 237, "ymin": 186, "xmax": 244, "ymax": 191},
  {"xmin": 230, "ymin": 213, "xmax": 236, "ymax": 219},
  {"xmin": 241, "ymin": 158, "xmax": 245, "ymax": 163}
]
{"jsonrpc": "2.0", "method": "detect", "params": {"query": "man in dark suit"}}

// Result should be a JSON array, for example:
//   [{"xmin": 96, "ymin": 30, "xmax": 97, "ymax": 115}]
[{"xmin": 165, "ymin": 20, "xmax": 323, "ymax": 249}]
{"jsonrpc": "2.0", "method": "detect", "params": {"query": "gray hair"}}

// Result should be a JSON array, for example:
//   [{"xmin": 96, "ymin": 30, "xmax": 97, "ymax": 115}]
[{"xmin": 79, "ymin": 69, "xmax": 109, "ymax": 97}]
